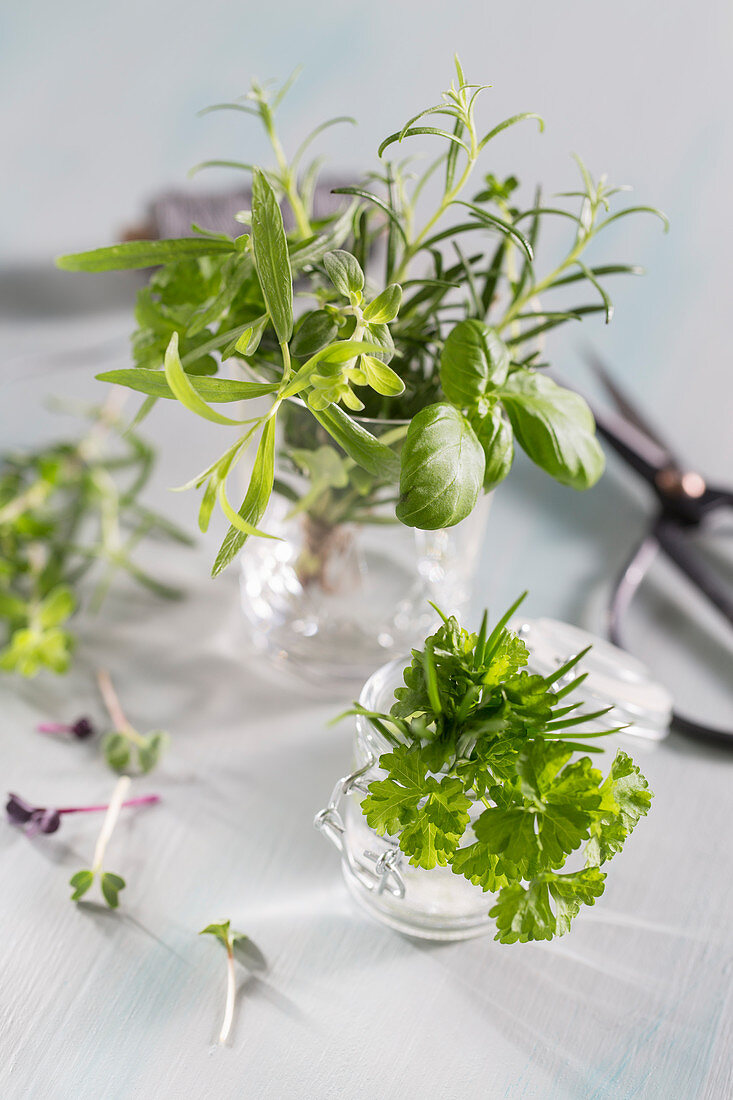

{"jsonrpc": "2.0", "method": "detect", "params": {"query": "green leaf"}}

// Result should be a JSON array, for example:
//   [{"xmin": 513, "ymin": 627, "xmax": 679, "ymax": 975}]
[
  {"xmin": 331, "ymin": 187, "xmax": 409, "ymax": 246},
  {"xmin": 451, "ymin": 843, "xmax": 513, "ymax": 892},
  {"xmin": 378, "ymin": 125, "xmax": 471, "ymax": 159},
  {"xmin": 38, "ymin": 586, "xmax": 75, "ymax": 628},
  {"xmin": 472, "ymin": 405, "xmax": 514, "ymax": 491},
  {"xmin": 137, "ymin": 730, "xmax": 169, "ymax": 774},
  {"xmin": 56, "ymin": 237, "xmax": 236, "ymax": 272},
  {"xmin": 69, "ymin": 869, "xmax": 94, "ymax": 901},
  {"xmin": 362, "ymin": 748, "xmax": 471, "ymax": 869},
  {"xmin": 490, "ymin": 867, "xmax": 606, "ymax": 944},
  {"xmin": 100, "ymin": 871, "xmax": 126, "ymax": 909},
  {"xmin": 199, "ymin": 920, "xmax": 233, "ymax": 949},
  {"xmin": 586, "ymin": 750, "xmax": 653, "ymax": 865},
  {"xmin": 361, "ymin": 356, "xmax": 405, "ymax": 398},
  {"xmin": 309, "ymin": 404, "xmax": 400, "ymax": 480},
  {"xmin": 440, "ymin": 320, "xmax": 510, "ymax": 407},
  {"xmin": 477, "ymin": 112, "xmax": 544, "ymax": 151},
  {"xmin": 251, "ymin": 169, "xmax": 293, "ymax": 344},
  {"xmin": 102, "ymin": 732, "xmax": 131, "ymax": 773},
  {"xmin": 323, "ymin": 250, "xmax": 364, "ymax": 299},
  {"xmin": 291, "ymin": 311, "xmax": 339, "ymax": 358},
  {"xmin": 500, "ymin": 372, "xmax": 605, "ymax": 490},
  {"xmin": 233, "ymin": 314, "xmax": 269, "ymax": 357},
  {"xmin": 363, "ymin": 284, "xmax": 402, "ymax": 324},
  {"xmin": 396, "ymin": 404, "xmax": 485, "ymax": 529},
  {"xmin": 212, "ymin": 418, "xmax": 277, "ymax": 576},
  {"xmin": 96, "ymin": 369, "xmax": 278, "ymax": 403},
  {"xmin": 164, "ymin": 334, "xmax": 245, "ymax": 426},
  {"xmin": 452, "ymin": 201, "xmax": 534, "ymax": 263}
]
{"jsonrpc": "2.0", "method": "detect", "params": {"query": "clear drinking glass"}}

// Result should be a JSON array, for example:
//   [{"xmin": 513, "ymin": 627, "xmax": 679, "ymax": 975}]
[{"xmin": 239, "ymin": 409, "xmax": 491, "ymax": 689}]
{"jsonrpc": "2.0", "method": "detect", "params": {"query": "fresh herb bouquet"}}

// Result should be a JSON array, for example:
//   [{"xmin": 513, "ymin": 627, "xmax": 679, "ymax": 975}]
[
  {"xmin": 57, "ymin": 60, "xmax": 665, "ymax": 677},
  {"xmin": 339, "ymin": 595, "xmax": 652, "ymax": 943},
  {"xmin": 57, "ymin": 59, "xmax": 665, "ymax": 565}
]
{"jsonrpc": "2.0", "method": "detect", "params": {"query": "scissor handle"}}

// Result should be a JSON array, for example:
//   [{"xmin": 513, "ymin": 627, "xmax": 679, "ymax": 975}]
[{"xmin": 609, "ymin": 525, "xmax": 733, "ymax": 746}]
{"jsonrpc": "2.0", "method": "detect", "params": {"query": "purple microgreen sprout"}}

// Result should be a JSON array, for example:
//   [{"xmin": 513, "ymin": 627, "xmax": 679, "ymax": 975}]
[
  {"xmin": 68, "ymin": 775, "xmax": 134, "ymax": 907},
  {"xmin": 37, "ymin": 716, "xmax": 96, "ymax": 739},
  {"xmin": 199, "ymin": 920, "xmax": 250, "ymax": 1044},
  {"xmin": 6, "ymin": 790, "xmax": 159, "ymax": 837},
  {"xmin": 97, "ymin": 669, "xmax": 169, "ymax": 775}
]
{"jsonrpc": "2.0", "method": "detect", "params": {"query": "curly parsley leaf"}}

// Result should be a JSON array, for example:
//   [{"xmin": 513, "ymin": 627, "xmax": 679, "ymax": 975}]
[
  {"xmin": 586, "ymin": 749, "xmax": 653, "ymax": 865},
  {"xmin": 361, "ymin": 747, "xmax": 471, "ymax": 869},
  {"xmin": 490, "ymin": 866, "xmax": 606, "ymax": 943}
]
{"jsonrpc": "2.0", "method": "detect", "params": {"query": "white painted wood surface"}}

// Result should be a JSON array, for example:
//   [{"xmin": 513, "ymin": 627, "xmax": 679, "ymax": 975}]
[{"xmin": 1, "ymin": 291, "xmax": 732, "ymax": 1100}]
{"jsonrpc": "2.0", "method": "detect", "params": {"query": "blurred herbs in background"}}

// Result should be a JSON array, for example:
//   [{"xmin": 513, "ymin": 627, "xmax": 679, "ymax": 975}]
[{"xmin": 0, "ymin": 401, "xmax": 193, "ymax": 677}]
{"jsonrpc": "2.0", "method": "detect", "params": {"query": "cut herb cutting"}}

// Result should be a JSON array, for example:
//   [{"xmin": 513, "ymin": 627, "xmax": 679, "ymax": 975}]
[
  {"xmin": 0, "ymin": 401, "xmax": 192, "ymax": 678},
  {"xmin": 339, "ymin": 594, "xmax": 652, "ymax": 943}
]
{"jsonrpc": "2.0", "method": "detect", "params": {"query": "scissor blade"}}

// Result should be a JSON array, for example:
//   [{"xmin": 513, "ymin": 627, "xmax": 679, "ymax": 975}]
[
  {"xmin": 592, "ymin": 404, "xmax": 671, "ymax": 484},
  {"xmin": 583, "ymin": 348, "xmax": 683, "ymax": 464}
]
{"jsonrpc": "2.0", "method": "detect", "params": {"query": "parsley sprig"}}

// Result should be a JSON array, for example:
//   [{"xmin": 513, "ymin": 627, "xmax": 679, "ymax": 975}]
[{"xmin": 344, "ymin": 594, "xmax": 652, "ymax": 943}]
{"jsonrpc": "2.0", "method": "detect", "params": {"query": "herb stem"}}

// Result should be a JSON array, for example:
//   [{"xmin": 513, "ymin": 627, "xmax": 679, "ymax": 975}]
[
  {"xmin": 91, "ymin": 775, "xmax": 130, "ymax": 874},
  {"xmin": 220, "ymin": 944, "xmax": 236, "ymax": 1044},
  {"xmin": 97, "ymin": 670, "xmax": 147, "ymax": 747},
  {"xmin": 57, "ymin": 794, "xmax": 160, "ymax": 815}
]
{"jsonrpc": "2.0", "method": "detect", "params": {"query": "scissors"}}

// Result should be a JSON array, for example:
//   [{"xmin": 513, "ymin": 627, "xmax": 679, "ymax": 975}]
[{"xmin": 577, "ymin": 352, "xmax": 733, "ymax": 745}]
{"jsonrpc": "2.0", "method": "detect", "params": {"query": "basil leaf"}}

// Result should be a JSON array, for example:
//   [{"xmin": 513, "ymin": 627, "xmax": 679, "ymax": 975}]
[
  {"xmin": 323, "ymin": 250, "xmax": 364, "ymax": 299},
  {"xmin": 440, "ymin": 320, "xmax": 510, "ymax": 407},
  {"xmin": 251, "ymin": 169, "xmax": 293, "ymax": 344},
  {"xmin": 309, "ymin": 404, "xmax": 400, "ymax": 480},
  {"xmin": 56, "ymin": 237, "xmax": 237, "ymax": 272},
  {"xmin": 473, "ymin": 405, "xmax": 514, "ymax": 490},
  {"xmin": 96, "ymin": 369, "xmax": 278, "ymax": 403},
  {"xmin": 212, "ymin": 418, "xmax": 277, "ymax": 576},
  {"xmin": 396, "ymin": 404, "xmax": 485, "ymax": 529},
  {"xmin": 500, "ymin": 373, "xmax": 605, "ymax": 489}
]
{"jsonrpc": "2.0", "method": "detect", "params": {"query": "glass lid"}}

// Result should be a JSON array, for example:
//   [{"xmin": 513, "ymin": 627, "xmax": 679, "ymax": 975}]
[{"xmin": 512, "ymin": 617, "xmax": 672, "ymax": 741}]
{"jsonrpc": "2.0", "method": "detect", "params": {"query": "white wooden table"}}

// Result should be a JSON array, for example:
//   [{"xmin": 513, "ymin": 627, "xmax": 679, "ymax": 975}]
[{"xmin": 1, "ymin": 277, "xmax": 732, "ymax": 1099}]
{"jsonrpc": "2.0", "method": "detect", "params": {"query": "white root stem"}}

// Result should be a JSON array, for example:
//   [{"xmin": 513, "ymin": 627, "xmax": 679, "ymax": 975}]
[
  {"xmin": 92, "ymin": 776, "xmax": 131, "ymax": 872},
  {"xmin": 96, "ymin": 669, "xmax": 129, "ymax": 731},
  {"xmin": 219, "ymin": 947, "xmax": 236, "ymax": 1044}
]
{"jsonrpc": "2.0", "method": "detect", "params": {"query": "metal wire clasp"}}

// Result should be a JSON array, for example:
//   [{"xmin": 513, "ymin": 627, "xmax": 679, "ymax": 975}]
[{"xmin": 314, "ymin": 756, "xmax": 406, "ymax": 899}]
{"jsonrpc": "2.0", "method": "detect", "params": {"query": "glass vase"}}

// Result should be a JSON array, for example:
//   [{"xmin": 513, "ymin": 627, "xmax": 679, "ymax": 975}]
[
  {"xmin": 314, "ymin": 658, "xmax": 494, "ymax": 940},
  {"xmin": 239, "ymin": 407, "xmax": 491, "ymax": 689}
]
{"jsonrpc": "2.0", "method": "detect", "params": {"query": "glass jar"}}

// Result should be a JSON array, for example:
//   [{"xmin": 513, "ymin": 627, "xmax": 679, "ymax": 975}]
[
  {"xmin": 315, "ymin": 627, "xmax": 671, "ymax": 941},
  {"xmin": 314, "ymin": 658, "xmax": 494, "ymax": 940},
  {"xmin": 239, "ymin": 406, "xmax": 491, "ymax": 690}
]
